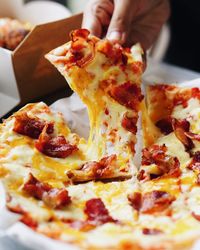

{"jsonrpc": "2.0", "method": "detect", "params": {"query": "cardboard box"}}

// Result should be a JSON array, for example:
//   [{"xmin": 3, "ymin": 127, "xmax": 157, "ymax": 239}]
[{"xmin": 0, "ymin": 0, "xmax": 83, "ymax": 117}]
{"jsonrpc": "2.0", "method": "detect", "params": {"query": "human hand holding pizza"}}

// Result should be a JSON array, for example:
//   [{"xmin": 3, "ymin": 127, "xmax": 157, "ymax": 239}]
[{"xmin": 82, "ymin": 0, "xmax": 170, "ymax": 50}]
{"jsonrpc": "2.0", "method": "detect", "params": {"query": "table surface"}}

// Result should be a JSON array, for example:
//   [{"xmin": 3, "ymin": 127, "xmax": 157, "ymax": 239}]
[{"xmin": 0, "ymin": 62, "xmax": 200, "ymax": 250}]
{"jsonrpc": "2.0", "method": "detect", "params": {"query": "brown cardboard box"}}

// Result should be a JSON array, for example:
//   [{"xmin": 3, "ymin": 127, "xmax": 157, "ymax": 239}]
[
  {"xmin": 0, "ymin": 0, "xmax": 82, "ymax": 117},
  {"xmin": 13, "ymin": 13, "xmax": 82, "ymax": 104}
]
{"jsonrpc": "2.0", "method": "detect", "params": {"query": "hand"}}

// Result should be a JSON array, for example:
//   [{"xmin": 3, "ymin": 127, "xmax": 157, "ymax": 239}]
[{"xmin": 82, "ymin": 0, "xmax": 170, "ymax": 50}]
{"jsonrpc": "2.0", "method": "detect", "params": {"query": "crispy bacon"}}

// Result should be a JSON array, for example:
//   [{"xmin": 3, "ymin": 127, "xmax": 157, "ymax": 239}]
[
  {"xmin": 70, "ymin": 29, "xmax": 90, "ymax": 41},
  {"xmin": 192, "ymin": 88, "xmax": 200, "ymax": 99},
  {"xmin": 128, "ymin": 190, "xmax": 175, "ymax": 214},
  {"xmin": 172, "ymin": 118, "xmax": 194, "ymax": 151},
  {"xmin": 139, "ymin": 144, "xmax": 181, "ymax": 180},
  {"xmin": 137, "ymin": 169, "xmax": 146, "ymax": 181},
  {"xmin": 173, "ymin": 87, "xmax": 200, "ymax": 108},
  {"xmin": 192, "ymin": 212, "xmax": 200, "ymax": 221},
  {"xmin": 84, "ymin": 198, "xmax": 117, "ymax": 226},
  {"xmin": 127, "ymin": 192, "xmax": 142, "ymax": 211},
  {"xmin": 197, "ymin": 173, "xmax": 200, "ymax": 185},
  {"xmin": 82, "ymin": 154, "xmax": 117, "ymax": 178},
  {"xmin": 156, "ymin": 117, "xmax": 173, "ymax": 135},
  {"xmin": 121, "ymin": 113, "xmax": 137, "ymax": 134},
  {"xmin": 67, "ymin": 154, "xmax": 130, "ymax": 182},
  {"xmin": 185, "ymin": 132, "xmax": 200, "ymax": 141},
  {"xmin": 109, "ymin": 82, "xmax": 143, "ymax": 111},
  {"xmin": 142, "ymin": 144, "xmax": 167, "ymax": 166},
  {"xmin": 20, "ymin": 214, "xmax": 38, "ymax": 229},
  {"xmin": 187, "ymin": 151, "xmax": 200, "ymax": 171},
  {"xmin": 23, "ymin": 173, "xmax": 71, "ymax": 209},
  {"xmin": 63, "ymin": 199, "xmax": 118, "ymax": 230},
  {"xmin": 68, "ymin": 29, "xmax": 95, "ymax": 68},
  {"xmin": 187, "ymin": 152, "xmax": 200, "ymax": 185},
  {"xmin": 142, "ymin": 228, "xmax": 163, "ymax": 235},
  {"xmin": 13, "ymin": 113, "xmax": 54, "ymax": 139},
  {"xmin": 132, "ymin": 61, "xmax": 144, "ymax": 74},
  {"xmin": 35, "ymin": 125, "xmax": 78, "ymax": 158},
  {"xmin": 97, "ymin": 40, "xmax": 128, "ymax": 65},
  {"xmin": 8, "ymin": 204, "xmax": 38, "ymax": 229}
]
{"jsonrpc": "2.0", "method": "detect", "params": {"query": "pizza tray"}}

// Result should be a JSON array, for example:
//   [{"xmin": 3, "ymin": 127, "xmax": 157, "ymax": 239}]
[{"xmin": 0, "ymin": 62, "xmax": 200, "ymax": 250}]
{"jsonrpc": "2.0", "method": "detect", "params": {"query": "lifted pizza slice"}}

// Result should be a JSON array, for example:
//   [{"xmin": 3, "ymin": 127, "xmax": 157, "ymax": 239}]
[{"xmin": 46, "ymin": 29, "xmax": 144, "ymax": 182}]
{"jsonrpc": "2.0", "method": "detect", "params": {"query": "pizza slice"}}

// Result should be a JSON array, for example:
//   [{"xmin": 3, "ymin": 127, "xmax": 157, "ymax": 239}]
[
  {"xmin": 139, "ymin": 84, "xmax": 200, "ymax": 227},
  {"xmin": 46, "ymin": 29, "xmax": 144, "ymax": 182},
  {"xmin": 145, "ymin": 84, "xmax": 200, "ymax": 146}
]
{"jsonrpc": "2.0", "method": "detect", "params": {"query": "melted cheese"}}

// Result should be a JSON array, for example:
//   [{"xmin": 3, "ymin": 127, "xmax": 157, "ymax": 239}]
[
  {"xmin": 46, "ymin": 36, "xmax": 144, "ymax": 180},
  {"xmin": 1, "ymin": 34, "xmax": 200, "ymax": 250}
]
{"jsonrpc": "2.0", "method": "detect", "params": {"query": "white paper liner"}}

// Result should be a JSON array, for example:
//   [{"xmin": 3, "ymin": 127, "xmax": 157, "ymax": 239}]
[
  {"xmin": 0, "ymin": 183, "xmax": 20, "ymax": 236},
  {"xmin": 1, "ymin": 72, "xmax": 200, "ymax": 249}
]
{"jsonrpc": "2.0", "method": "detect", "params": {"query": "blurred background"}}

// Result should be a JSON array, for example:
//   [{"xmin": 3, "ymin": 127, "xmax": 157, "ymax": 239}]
[{"xmin": 25, "ymin": 0, "xmax": 87, "ymax": 14}]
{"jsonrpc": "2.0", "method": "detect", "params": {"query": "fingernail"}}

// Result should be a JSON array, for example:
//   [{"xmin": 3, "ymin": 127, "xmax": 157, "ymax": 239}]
[{"xmin": 107, "ymin": 31, "xmax": 122, "ymax": 41}]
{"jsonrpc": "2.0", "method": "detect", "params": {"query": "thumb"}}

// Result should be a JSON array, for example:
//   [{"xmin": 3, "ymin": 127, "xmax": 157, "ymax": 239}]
[{"xmin": 106, "ymin": 0, "xmax": 133, "ymax": 44}]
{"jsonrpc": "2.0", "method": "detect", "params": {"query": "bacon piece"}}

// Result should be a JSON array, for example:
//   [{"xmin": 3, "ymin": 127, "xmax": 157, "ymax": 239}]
[
  {"xmin": 109, "ymin": 82, "xmax": 143, "ymax": 111},
  {"xmin": 23, "ymin": 173, "xmax": 71, "ymax": 209},
  {"xmin": 84, "ymin": 198, "xmax": 117, "ymax": 226},
  {"xmin": 142, "ymin": 144, "xmax": 167, "ymax": 166},
  {"xmin": 192, "ymin": 212, "xmax": 200, "ymax": 221},
  {"xmin": 23, "ymin": 173, "xmax": 51, "ymax": 200},
  {"xmin": 13, "ymin": 113, "xmax": 54, "ymax": 139},
  {"xmin": 68, "ymin": 29, "xmax": 95, "ymax": 68},
  {"xmin": 97, "ymin": 40, "xmax": 128, "ymax": 65},
  {"xmin": 81, "ymin": 154, "xmax": 117, "ymax": 179},
  {"xmin": 187, "ymin": 151, "xmax": 200, "ymax": 171},
  {"xmin": 128, "ymin": 190, "xmax": 175, "ymax": 214},
  {"xmin": 185, "ymin": 132, "xmax": 200, "ymax": 141},
  {"xmin": 137, "ymin": 169, "xmax": 147, "ymax": 181},
  {"xmin": 66, "ymin": 154, "xmax": 127, "ymax": 183},
  {"xmin": 62, "ymin": 199, "xmax": 118, "ymax": 231},
  {"xmin": 21, "ymin": 214, "xmax": 38, "ymax": 229},
  {"xmin": 172, "ymin": 118, "xmax": 194, "ymax": 151},
  {"xmin": 121, "ymin": 113, "xmax": 137, "ymax": 134},
  {"xmin": 127, "ymin": 192, "xmax": 142, "ymax": 211},
  {"xmin": 35, "ymin": 125, "xmax": 78, "ymax": 158},
  {"xmin": 142, "ymin": 228, "xmax": 163, "ymax": 235},
  {"xmin": 70, "ymin": 29, "xmax": 90, "ymax": 41},
  {"xmin": 173, "ymin": 87, "xmax": 200, "ymax": 108},
  {"xmin": 8, "ymin": 204, "xmax": 38, "ymax": 229},
  {"xmin": 187, "ymin": 152, "xmax": 200, "ymax": 184},
  {"xmin": 192, "ymin": 88, "xmax": 200, "ymax": 99},
  {"xmin": 139, "ymin": 144, "xmax": 181, "ymax": 180},
  {"xmin": 197, "ymin": 173, "xmax": 200, "ymax": 185},
  {"xmin": 105, "ymin": 108, "xmax": 109, "ymax": 115},
  {"xmin": 156, "ymin": 117, "xmax": 173, "ymax": 135},
  {"xmin": 132, "ymin": 61, "xmax": 144, "ymax": 74}
]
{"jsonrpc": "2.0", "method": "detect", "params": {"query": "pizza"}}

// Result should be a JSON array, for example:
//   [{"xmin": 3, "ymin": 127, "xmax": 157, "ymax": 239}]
[
  {"xmin": 0, "ymin": 18, "xmax": 31, "ymax": 50},
  {"xmin": 45, "ymin": 29, "xmax": 144, "ymax": 182},
  {"xmin": 1, "ymin": 29, "xmax": 200, "ymax": 250}
]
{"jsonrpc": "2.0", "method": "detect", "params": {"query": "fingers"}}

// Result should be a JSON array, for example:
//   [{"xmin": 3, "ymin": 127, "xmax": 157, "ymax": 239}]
[
  {"xmin": 106, "ymin": 0, "xmax": 133, "ymax": 44},
  {"xmin": 82, "ymin": 0, "xmax": 114, "ymax": 37},
  {"xmin": 82, "ymin": 0, "xmax": 170, "ymax": 51},
  {"xmin": 128, "ymin": 0, "xmax": 170, "ymax": 50}
]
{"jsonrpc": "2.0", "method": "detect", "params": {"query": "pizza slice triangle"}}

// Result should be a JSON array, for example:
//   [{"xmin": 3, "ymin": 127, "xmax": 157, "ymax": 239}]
[
  {"xmin": 140, "ymin": 83, "xmax": 200, "ymax": 185},
  {"xmin": 46, "ymin": 29, "xmax": 144, "ymax": 182}
]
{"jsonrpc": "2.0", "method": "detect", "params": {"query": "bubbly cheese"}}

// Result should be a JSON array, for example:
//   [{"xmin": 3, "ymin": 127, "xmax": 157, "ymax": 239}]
[{"xmin": 1, "ymin": 32, "xmax": 200, "ymax": 250}]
